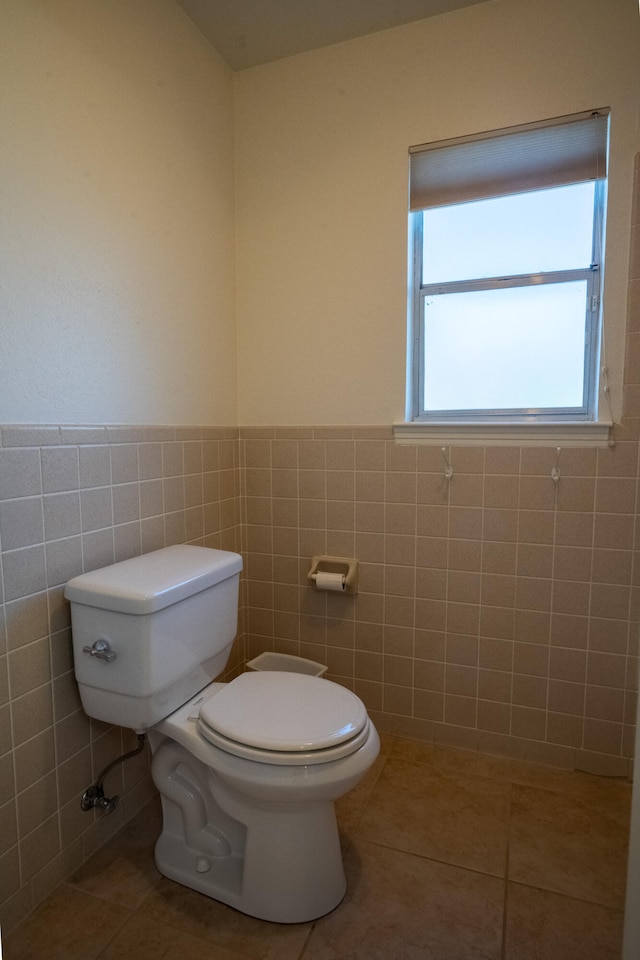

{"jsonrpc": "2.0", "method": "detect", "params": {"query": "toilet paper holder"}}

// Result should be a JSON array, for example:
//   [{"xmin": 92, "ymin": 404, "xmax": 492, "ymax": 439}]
[{"xmin": 308, "ymin": 556, "xmax": 358, "ymax": 595}]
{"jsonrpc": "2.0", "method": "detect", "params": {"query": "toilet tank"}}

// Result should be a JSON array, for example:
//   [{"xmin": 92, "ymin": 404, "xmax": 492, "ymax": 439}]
[{"xmin": 64, "ymin": 545, "xmax": 243, "ymax": 731}]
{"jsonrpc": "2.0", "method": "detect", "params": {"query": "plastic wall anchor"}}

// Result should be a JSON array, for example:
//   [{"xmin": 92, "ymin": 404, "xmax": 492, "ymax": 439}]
[{"xmin": 441, "ymin": 447, "xmax": 453, "ymax": 481}]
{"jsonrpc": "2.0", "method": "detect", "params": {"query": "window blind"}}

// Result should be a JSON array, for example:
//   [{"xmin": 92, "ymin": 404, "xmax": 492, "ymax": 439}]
[{"xmin": 409, "ymin": 109, "xmax": 609, "ymax": 212}]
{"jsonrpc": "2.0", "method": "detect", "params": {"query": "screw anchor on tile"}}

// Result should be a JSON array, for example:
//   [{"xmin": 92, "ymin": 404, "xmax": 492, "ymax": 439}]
[{"xmin": 441, "ymin": 446, "xmax": 454, "ymax": 481}]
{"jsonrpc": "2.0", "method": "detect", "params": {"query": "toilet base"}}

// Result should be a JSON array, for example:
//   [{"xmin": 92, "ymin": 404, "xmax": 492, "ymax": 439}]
[{"xmin": 150, "ymin": 735, "xmax": 348, "ymax": 923}]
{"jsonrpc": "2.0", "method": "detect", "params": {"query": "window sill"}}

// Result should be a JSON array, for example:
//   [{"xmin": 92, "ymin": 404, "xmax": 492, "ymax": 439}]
[{"xmin": 393, "ymin": 420, "xmax": 613, "ymax": 447}]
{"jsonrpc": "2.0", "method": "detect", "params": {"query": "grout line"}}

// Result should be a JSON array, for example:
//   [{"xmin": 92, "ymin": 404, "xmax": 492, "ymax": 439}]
[
  {"xmin": 352, "ymin": 830, "xmax": 509, "ymax": 882},
  {"xmin": 501, "ymin": 782, "xmax": 513, "ymax": 960},
  {"xmin": 545, "ymin": 461, "xmax": 559, "ymax": 750},
  {"xmin": 297, "ymin": 920, "xmax": 317, "ymax": 960},
  {"xmin": 506, "ymin": 876, "xmax": 626, "ymax": 911}
]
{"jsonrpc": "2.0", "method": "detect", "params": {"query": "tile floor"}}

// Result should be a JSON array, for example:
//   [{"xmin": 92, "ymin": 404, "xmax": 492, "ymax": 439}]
[{"xmin": 4, "ymin": 735, "xmax": 632, "ymax": 959}]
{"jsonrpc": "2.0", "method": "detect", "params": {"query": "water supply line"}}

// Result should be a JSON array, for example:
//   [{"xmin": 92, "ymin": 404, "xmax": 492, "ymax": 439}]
[{"xmin": 81, "ymin": 733, "xmax": 147, "ymax": 815}]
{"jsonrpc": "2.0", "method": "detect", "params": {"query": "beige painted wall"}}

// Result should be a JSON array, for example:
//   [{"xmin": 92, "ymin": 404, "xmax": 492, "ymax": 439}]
[
  {"xmin": 234, "ymin": 0, "xmax": 640, "ymax": 426},
  {"xmin": 2, "ymin": 0, "xmax": 638, "ymax": 429},
  {"xmin": 0, "ymin": 0, "xmax": 237, "ymax": 426}
]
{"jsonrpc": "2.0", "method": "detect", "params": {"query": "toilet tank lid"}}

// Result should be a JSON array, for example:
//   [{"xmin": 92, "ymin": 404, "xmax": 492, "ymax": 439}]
[{"xmin": 64, "ymin": 545, "xmax": 243, "ymax": 615}]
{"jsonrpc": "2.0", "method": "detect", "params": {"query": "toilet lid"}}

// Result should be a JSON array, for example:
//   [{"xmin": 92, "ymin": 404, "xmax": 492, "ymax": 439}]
[{"xmin": 198, "ymin": 671, "xmax": 368, "ymax": 753}]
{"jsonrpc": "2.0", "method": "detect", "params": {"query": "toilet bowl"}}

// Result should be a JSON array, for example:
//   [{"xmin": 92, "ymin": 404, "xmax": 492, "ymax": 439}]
[
  {"xmin": 64, "ymin": 545, "xmax": 380, "ymax": 924},
  {"xmin": 149, "ymin": 672, "xmax": 380, "ymax": 923}
]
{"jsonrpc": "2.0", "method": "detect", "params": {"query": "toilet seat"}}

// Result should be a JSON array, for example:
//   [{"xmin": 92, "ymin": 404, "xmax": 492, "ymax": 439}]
[{"xmin": 198, "ymin": 672, "xmax": 369, "ymax": 766}]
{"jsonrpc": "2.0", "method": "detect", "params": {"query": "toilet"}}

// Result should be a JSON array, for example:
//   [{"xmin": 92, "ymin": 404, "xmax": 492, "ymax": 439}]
[{"xmin": 64, "ymin": 544, "xmax": 380, "ymax": 923}]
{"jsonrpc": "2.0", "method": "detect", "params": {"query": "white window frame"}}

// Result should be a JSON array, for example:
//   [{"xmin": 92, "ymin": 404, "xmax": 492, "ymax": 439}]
[{"xmin": 399, "ymin": 111, "xmax": 612, "ymax": 446}]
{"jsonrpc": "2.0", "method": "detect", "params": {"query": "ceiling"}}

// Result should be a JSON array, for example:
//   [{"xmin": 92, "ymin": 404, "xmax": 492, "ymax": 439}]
[{"xmin": 175, "ymin": 0, "xmax": 492, "ymax": 71}]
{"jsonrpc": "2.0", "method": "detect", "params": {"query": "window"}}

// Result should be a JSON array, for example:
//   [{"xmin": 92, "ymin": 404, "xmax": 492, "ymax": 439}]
[{"xmin": 408, "ymin": 111, "xmax": 609, "ymax": 427}]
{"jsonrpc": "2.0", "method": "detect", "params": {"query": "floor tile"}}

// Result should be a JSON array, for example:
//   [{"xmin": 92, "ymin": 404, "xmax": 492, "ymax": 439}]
[
  {"xmin": 335, "ymin": 751, "xmax": 386, "ymax": 848},
  {"xmin": 388, "ymin": 738, "xmax": 436, "ymax": 765},
  {"xmin": 97, "ymin": 913, "xmax": 254, "ymax": 960},
  {"xmin": 5, "ymin": 734, "xmax": 634, "ymax": 960},
  {"xmin": 302, "ymin": 838, "xmax": 504, "ymax": 960},
  {"xmin": 357, "ymin": 755, "xmax": 511, "ymax": 876},
  {"xmin": 68, "ymin": 798, "xmax": 163, "ymax": 909},
  {"xmin": 392, "ymin": 739, "xmax": 632, "ymax": 807},
  {"xmin": 502, "ymin": 763, "xmax": 631, "ymax": 808},
  {"xmin": 508, "ymin": 784, "xmax": 630, "ymax": 908},
  {"xmin": 4, "ymin": 886, "xmax": 129, "ymax": 960},
  {"xmin": 137, "ymin": 877, "xmax": 311, "ymax": 960},
  {"xmin": 504, "ymin": 882, "xmax": 624, "ymax": 960}
]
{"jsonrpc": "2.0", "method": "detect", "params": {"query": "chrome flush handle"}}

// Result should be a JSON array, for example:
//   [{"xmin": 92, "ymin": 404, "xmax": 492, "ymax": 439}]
[{"xmin": 83, "ymin": 639, "xmax": 117, "ymax": 663}]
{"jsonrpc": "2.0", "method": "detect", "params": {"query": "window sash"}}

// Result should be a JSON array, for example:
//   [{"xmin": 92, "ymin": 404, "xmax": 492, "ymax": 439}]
[
  {"xmin": 410, "ymin": 181, "xmax": 605, "ymax": 422},
  {"xmin": 421, "ymin": 267, "xmax": 595, "ymax": 298},
  {"xmin": 416, "ymin": 271, "xmax": 599, "ymax": 420}
]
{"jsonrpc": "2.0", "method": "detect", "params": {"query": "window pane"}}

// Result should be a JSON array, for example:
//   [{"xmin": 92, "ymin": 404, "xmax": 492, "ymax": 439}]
[
  {"xmin": 422, "ymin": 182, "xmax": 595, "ymax": 284},
  {"xmin": 423, "ymin": 281, "xmax": 587, "ymax": 412}
]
